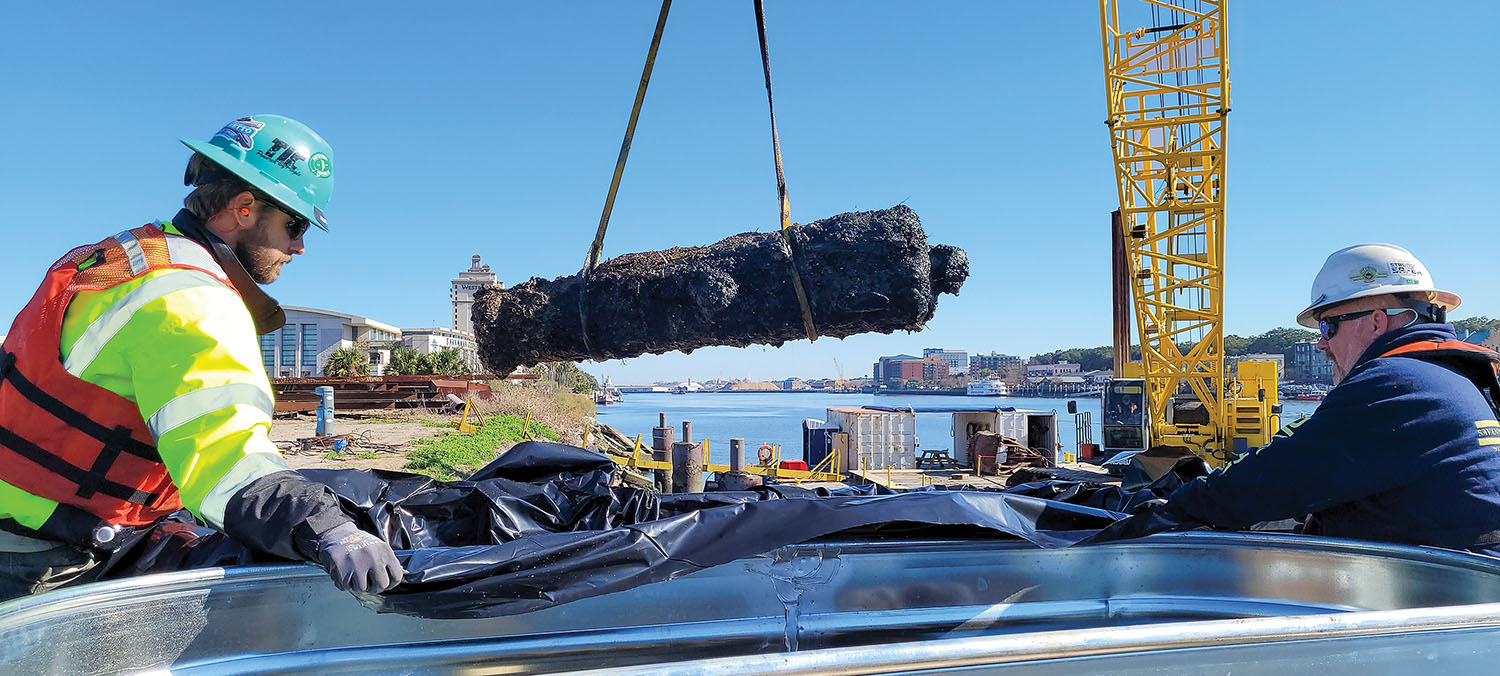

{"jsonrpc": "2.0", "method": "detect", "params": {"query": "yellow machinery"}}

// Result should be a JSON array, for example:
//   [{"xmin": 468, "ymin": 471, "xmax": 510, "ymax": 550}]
[
  {"xmin": 1099, "ymin": 0, "xmax": 1277, "ymax": 466},
  {"xmin": 610, "ymin": 435, "xmax": 847, "ymax": 484}
]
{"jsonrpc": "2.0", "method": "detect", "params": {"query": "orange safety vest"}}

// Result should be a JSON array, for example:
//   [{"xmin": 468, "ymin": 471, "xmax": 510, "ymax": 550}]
[{"xmin": 0, "ymin": 225, "xmax": 236, "ymax": 547}]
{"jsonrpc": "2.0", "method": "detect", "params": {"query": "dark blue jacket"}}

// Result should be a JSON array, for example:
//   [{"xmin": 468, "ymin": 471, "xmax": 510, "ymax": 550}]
[{"xmin": 1168, "ymin": 324, "xmax": 1500, "ymax": 554}]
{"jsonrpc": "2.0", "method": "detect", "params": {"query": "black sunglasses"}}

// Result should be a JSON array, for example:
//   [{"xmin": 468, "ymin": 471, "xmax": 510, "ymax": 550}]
[
  {"xmin": 1318, "ymin": 310, "xmax": 1374, "ymax": 341},
  {"xmin": 251, "ymin": 192, "xmax": 312, "ymax": 239},
  {"xmin": 1319, "ymin": 308, "xmax": 1419, "ymax": 341}
]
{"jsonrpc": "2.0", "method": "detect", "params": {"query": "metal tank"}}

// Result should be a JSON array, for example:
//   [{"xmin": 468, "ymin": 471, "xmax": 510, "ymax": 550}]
[{"xmin": 6, "ymin": 532, "xmax": 1500, "ymax": 675}]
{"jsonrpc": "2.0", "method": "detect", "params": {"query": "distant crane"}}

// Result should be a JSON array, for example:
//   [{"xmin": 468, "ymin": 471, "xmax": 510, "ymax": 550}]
[{"xmin": 833, "ymin": 358, "xmax": 846, "ymax": 382}]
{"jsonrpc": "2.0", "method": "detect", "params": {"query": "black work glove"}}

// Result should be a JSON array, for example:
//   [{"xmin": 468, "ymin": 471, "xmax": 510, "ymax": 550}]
[{"xmin": 314, "ymin": 522, "xmax": 405, "ymax": 594}]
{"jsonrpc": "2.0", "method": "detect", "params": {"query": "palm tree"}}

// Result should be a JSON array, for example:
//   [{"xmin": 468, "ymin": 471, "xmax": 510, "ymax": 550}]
[
  {"xmin": 324, "ymin": 348, "xmax": 370, "ymax": 377},
  {"xmin": 386, "ymin": 347, "xmax": 425, "ymax": 375},
  {"xmin": 429, "ymin": 348, "xmax": 469, "ymax": 376}
]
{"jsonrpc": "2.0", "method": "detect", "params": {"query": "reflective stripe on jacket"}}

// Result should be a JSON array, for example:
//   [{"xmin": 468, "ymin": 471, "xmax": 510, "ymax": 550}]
[{"xmin": 0, "ymin": 223, "xmax": 288, "ymax": 542}]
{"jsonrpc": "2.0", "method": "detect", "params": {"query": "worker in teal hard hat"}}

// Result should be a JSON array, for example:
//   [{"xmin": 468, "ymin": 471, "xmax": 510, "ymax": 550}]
[
  {"xmin": 0, "ymin": 115, "xmax": 404, "ymax": 600},
  {"xmin": 1096, "ymin": 244, "xmax": 1500, "ymax": 555}
]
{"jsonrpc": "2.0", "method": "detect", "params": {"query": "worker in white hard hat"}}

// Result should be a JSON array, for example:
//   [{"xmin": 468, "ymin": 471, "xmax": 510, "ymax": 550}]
[
  {"xmin": 1107, "ymin": 243, "xmax": 1500, "ymax": 554},
  {"xmin": 1293, "ymin": 243, "xmax": 1464, "ymax": 385}
]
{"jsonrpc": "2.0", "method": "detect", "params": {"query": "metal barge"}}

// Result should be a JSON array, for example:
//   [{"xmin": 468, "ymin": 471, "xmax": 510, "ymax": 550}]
[{"xmin": 7, "ymin": 533, "xmax": 1500, "ymax": 674}]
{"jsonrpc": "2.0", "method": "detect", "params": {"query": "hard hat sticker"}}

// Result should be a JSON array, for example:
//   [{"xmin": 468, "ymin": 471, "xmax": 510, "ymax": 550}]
[
  {"xmin": 308, "ymin": 152, "xmax": 332, "ymax": 179},
  {"xmin": 257, "ymin": 138, "xmax": 307, "ymax": 176},
  {"xmin": 215, "ymin": 117, "xmax": 265, "ymax": 151},
  {"xmin": 1388, "ymin": 261, "xmax": 1421, "ymax": 276},
  {"xmin": 1350, "ymin": 266, "xmax": 1388, "ymax": 283}
]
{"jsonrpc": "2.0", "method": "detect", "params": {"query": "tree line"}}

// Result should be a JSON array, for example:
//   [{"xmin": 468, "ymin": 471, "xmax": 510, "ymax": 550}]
[
  {"xmin": 323, "ymin": 344, "xmax": 471, "ymax": 377},
  {"xmin": 1028, "ymin": 318, "xmax": 1500, "ymax": 371},
  {"xmin": 1030, "ymin": 327, "xmax": 1320, "ymax": 372}
]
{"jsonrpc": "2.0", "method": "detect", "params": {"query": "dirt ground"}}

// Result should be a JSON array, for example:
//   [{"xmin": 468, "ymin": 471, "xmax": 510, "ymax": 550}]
[{"xmin": 271, "ymin": 412, "xmax": 450, "ymax": 472}]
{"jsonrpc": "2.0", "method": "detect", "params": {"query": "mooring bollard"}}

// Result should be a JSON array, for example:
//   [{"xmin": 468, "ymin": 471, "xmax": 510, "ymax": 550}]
[
  {"xmin": 315, "ymin": 386, "xmax": 335, "ymax": 437},
  {"xmin": 719, "ymin": 437, "xmax": 762, "ymax": 491},
  {"xmin": 671, "ymin": 441, "xmax": 704, "ymax": 493},
  {"xmin": 729, "ymin": 438, "xmax": 745, "ymax": 473},
  {"xmin": 652, "ymin": 421, "xmax": 674, "ymax": 492},
  {"xmin": 681, "ymin": 420, "xmax": 693, "ymax": 444}
]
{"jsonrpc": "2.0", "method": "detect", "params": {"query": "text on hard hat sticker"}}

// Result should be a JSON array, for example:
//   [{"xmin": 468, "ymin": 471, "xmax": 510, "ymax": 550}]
[
  {"xmin": 1388, "ymin": 261, "xmax": 1421, "ymax": 276},
  {"xmin": 258, "ymin": 138, "xmax": 307, "ymax": 176},
  {"xmin": 215, "ymin": 117, "xmax": 265, "ymax": 151}
]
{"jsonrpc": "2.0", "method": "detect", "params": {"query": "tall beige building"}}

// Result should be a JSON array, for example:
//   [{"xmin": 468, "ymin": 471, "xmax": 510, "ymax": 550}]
[{"xmin": 451, "ymin": 254, "xmax": 500, "ymax": 335}]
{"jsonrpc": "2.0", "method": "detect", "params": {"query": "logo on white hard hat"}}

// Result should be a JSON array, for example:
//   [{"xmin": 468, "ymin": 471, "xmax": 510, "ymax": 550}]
[{"xmin": 1349, "ymin": 266, "xmax": 1387, "ymax": 284}]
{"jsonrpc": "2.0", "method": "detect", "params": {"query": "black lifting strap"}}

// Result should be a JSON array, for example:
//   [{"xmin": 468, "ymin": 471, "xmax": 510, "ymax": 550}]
[
  {"xmin": 0, "ymin": 350, "xmax": 158, "ymax": 506},
  {"xmin": 754, "ymin": 0, "xmax": 818, "ymax": 342},
  {"xmin": 579, "ymin": 0, "xmax": 673, "ymax": 362}
]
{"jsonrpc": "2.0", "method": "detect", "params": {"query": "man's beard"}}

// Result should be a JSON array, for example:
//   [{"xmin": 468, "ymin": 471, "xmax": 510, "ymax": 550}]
[{"xmin": 233, "ymin": 216, "xmax": 288, "ymax": 284}]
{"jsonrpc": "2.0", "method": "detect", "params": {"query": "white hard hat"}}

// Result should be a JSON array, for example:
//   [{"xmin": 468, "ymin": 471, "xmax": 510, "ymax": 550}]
[{"xmin": 1296, "ymin": 243, "xmax": 1461, "ymax": 328}]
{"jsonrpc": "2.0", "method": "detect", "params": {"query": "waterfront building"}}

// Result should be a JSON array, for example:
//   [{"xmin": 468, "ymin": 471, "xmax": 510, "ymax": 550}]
[
  {"xmin": 1462, "ymin": 329, "xmax": 1500, "ymax": 350},
  {"xmin": 401, "ymin": 327, "xmax": 481, "ymax": 373},
  {"xmin": 921, "ymin": 355, "xmax": 951, "ymax": 380},
  {"xmin": 922, "ymin": 348, "xmax": 969, "ymax": 376},
  {"xmin": 451, "ymin": 254, "xmax": 501, "ymax": 336},
  {"xmin": 1026, "ymin": 362, "xmax": 1082, "ymax": 378},
  {"xmin": 1080, "ymin": 369, "xmax": 1114, "ymax": 386},
  {"xmin": 874, "ymin": 354, "xmax": 921, "ymax": 384},
  {"xmin": 260, "ymin": 306, "xmax": 403, "ymax": 378},
  {"xmin": 1227, "ymin": 353, "xmax": 1285, "ymax": 380},
  {"xmin": 783, "ymin": 378, "xmax": 808, "ymax": 390},
  {"xmin": 1286, "ymin": 340, "xmax": 1333, "ymax": 384},
  {"xmin": 970, "ymin": 352, "xmax": 1022, "ymax": 372}
]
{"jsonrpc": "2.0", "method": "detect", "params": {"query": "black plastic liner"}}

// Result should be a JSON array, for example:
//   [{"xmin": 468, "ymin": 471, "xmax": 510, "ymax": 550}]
[{"xmin": 99, "ymin": 442, "xmax": 1199, "ymax": 619}]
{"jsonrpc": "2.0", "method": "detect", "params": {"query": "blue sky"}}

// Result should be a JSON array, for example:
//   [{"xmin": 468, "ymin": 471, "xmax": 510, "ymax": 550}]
[{"xmin": 2, "ymin": 2, "xmax": 1496, "ymax": 383}]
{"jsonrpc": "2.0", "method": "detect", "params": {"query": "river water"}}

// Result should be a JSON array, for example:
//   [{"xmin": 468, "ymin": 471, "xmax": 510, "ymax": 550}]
[{"xmin": 595, "ymin": 392, "xmax": 1321, "ymax": 466}]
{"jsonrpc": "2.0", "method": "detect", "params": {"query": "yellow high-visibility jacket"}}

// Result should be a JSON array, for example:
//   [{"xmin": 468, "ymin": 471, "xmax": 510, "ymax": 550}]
[{"xmin": 0, "ymin": 216, "xmax": 347, "ymax": 557}]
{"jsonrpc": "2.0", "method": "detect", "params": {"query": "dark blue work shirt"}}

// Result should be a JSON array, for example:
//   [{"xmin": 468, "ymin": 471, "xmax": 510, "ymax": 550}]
[{"xmin": 1169, "ymin": 324, "xmax": 1500, "ymax": 555}]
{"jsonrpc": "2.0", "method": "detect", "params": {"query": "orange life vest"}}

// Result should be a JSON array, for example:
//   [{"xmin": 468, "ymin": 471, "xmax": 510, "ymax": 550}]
[
  {"xmin": 1379, "ymin": 338, "xmax": 1500, "ymax": 416},
  {"xmin": 0, "ymin": 225, "xmax": 236, "ymax": 547}
]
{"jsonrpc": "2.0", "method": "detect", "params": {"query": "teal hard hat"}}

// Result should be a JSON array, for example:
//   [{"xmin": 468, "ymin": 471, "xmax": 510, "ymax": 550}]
[{"xmin": 181, "ymin": 114, "xmax": 334, "ymax": 231}]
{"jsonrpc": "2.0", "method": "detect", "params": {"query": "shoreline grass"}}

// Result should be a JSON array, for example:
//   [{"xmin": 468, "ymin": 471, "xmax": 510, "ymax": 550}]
[{"xmin": 403, "ymin": 414, "xmax": 561, "ymax": 480}]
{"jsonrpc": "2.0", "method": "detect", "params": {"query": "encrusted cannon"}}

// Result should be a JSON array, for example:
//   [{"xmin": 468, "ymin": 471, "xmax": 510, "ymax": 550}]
[{"xmin": 472, "ymin": 205, "xmax": 968, "ymax": 374}]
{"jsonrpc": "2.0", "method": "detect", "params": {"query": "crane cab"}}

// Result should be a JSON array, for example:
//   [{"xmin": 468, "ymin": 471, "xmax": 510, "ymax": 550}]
[{"xmin": 1101, "ymin": 378, "xmax": 1150, "ymax": 460}]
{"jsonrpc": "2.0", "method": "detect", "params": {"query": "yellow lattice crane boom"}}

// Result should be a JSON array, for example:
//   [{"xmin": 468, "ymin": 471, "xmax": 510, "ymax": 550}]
[{"xmin": 1099, "ymin": 0, "xmax": 1277, "ymax": 466}]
